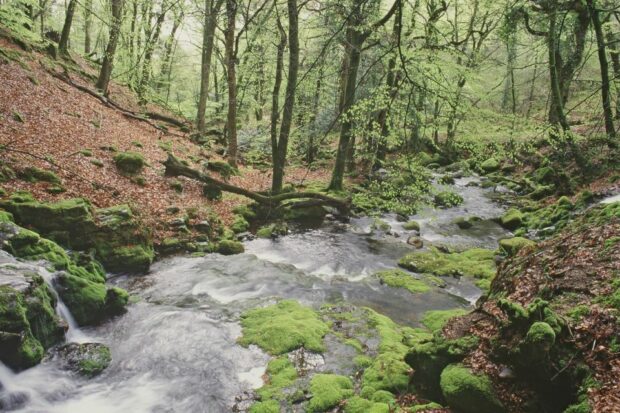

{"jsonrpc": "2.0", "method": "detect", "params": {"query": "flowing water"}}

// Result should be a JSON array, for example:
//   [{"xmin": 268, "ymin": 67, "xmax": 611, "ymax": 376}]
[{"xmin": 0, "ymin": 176, "xmax": 511, "ymax": 413}]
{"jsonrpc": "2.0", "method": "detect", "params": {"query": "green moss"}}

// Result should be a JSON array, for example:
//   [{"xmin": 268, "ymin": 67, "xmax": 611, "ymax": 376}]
[
  {"xmin": 499, "ymin": 208, "xmax": 524, "ymax": 230},
  {"xmin": 217, "ymin": 240, "xmax": 244, "ymax": 255},
  {"xmin": 205, "ymin": 160, "xmax": 238, "ymax": 179},
  {"xmin": 77, "ymin": 345, "xmax": 111, "ymax": 377},
  {"xmin": 362, "ymin": 353, "xmax": 410, "ymax": 393},
  {"xmin": 169, "ymin": 180, "xmax": 183, "ymax": 193},
  {"xmin": 56, "ymin": 274, "xmax": 107, "ymax": 326},
  {"xmin": 410, "ymin": 402, "xmax": 443, "ymax": 412},
  {"xmin": 399, "ymin": 247, "xmax": 496, "ymax": 287},
  {"xmin": 232, "ymin": 204, "xmax": 257, "ymax": 220},
  {"xmin": 524, "ymin": 321, "xmax": 555, "ymax": 352},
  {"xmin": 499, "ymin": 237, "xmax": 535, "ymax": 256},
  {"xmin": 202, "ymin": 184, "xmax": 222, "ymax": 200},
  {"xmin": 90, "ymin": 159, "xmax": 104, "ymax": 167},
  {"xmin": 283, "ymin": 205, "xmax": 327, "ymax": 224},
  {"xmin": 256, "ymin": 223, "xmax": 287, "ymax": 239},
  {"xmin": 19, "ymin": 166, "xmax": 61, "ymax": 184},
  {"xmin": 354, "ymin": 355, "xmax": 373, "ymax": 368},
  {"xmin": 80, "ymin": 149, "xmax": 93, "ymax": 157},
  {"xmin": 344, "ymin": 396, "xmax": 389, "ymax": 413},
  {"xmin": 421, "ymin": 309, "xmax": 468, "ymax": 332},
  {"xmin": 249, "ymin": 400, "xmax": 280, "ymax": 413},
  {"xmin": 375, "ymin": 269, "xmax": 431, "ymax": 294},
  {"xmin": 439, "ymin": 364, "xmax": 504, "ymax": 413},
  {"xmin": 255, "ymin": 357, "xmax": 298, "ymax": 401},
  {"xmin": 230, "ymin": 215, "xmax": 250, "ymax": 233},
  {"xmin": 433, "ymin": 191, "xmax": 464, "ymax": 208},
  {"xmin": 239, "ymin": 300, "xmax": 329, "ymax": 355},
  {"xmin": 522, "ymin": 197, "xmax": 574, "ymax": 236},
  {"xmin": 113, "ymin": 152, "xmax": 145, "ymax": 175},
  {"xmin": 93, "ymin": 244, "xmax": 153, "ymax": 274},
  {"xmin": 307, "ymin": 374, "xmax": 354, "ymax": 413},
  {"xmin": 480, "ymin": 158, "xmax": 500, "ymax": 173},
  {"xmin": 403, "ymin": 220, "xmax": 420, "ymax": 231}
]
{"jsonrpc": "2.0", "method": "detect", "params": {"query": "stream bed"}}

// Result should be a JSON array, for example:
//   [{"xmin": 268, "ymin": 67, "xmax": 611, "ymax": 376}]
[{"xmin": 0, "ymin": 176, "xmax": 511, "ymax": 412}]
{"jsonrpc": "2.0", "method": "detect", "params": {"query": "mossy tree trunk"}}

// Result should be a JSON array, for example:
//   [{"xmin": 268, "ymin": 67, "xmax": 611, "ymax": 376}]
[{"xmin": 58, "ymin": 0, "xmax": 77, "ymax": 55}]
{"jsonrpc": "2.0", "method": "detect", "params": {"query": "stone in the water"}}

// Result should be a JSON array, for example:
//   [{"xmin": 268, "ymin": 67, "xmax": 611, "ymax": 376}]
[
  {"xmin": 51, "ymin": 342, "xmax": 112, "ymax": 377},
  {"xmin": 407, "ymin": 236, "xmax": 424, "ymax": 248}
]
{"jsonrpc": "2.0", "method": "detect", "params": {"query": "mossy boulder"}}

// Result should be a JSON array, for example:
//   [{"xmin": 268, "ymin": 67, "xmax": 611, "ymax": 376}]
[
  {"xmin": 499, "ymin": 237, "xmax": 535, "ymax": 256},
  {"xmin": 54, "ymin": 342, "xmax": 111, "ymax": 377},
  {"xmin": 480, "ymin": 158, "xmax": 500, "ymax": 173},
  {"xmin": 18, "ymin": 166, "xmax": 61, "ymax": 184},
  {"xmin": 0, "ymin": 196, "xmax": 153, "ymax": 273},
  {"xmin": 433, "ymin": 191, "xmax": 464, "ymax": 208},
  {"xmin": 283, "ymin": 204, "xmax": 327, "ymax": 225},
  {"xmin": 375, "ymin": 269, "xmax": 432, "ymax": 294},
  {"xmin": 204, "ymin": 160, "xmax": 237, "ymax": 179},
  {"xmin": 0, "ymin": 281, "xmax": 63, "ymax": 370},
  {"xmin": 405, "ymin": 335, "xmax": 479, "ymax": 401},
  {"xmin": 113, "ymin": 152, "xmax": 145, "ymax": 175},
  {"xmin": 307, "ymin": 374, "xmax": 354, "ymax": 413},
  {"xmin": 238, "ymin": 300, "xmax": 329, "ymax": 355},
  {"xmin": 217, "ymin": 240, "xmax": 244, "ymax": 255},
  {"xmin": 2, "ymin": 222, "xmax": 129, "ymax": 327},
  {"xmin": 403, "ymin": 220, "xmax": 420, "ymax": 231},
  {"xmin": 439, "ymin": 364, "xmax": 504, "ymax": 413},
  {"xmin": 499, "ymin": 208, "xmax": 524, "ymax": 231},
  {"xmin": 256, "ymin": 223, "xmax": 288, "ymax": 239},
  {"xmin": 399, "ymin": 247, "xmax": 496, "ymax": 290},
  {"xmin": 344, "ymin": 396, "xmax": 390, "ymax": 413}
]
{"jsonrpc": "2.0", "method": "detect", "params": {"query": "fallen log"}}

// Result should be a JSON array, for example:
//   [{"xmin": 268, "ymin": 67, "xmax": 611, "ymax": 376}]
[{"xmin": 163, "ymin": 154, "xmax": 350, "ymax": 214}]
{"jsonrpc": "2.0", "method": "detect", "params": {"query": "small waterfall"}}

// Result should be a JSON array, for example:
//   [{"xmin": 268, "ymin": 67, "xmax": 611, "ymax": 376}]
[{"xmin": 39, "ymin": 267, "xmax": 89, "ymax": 344}]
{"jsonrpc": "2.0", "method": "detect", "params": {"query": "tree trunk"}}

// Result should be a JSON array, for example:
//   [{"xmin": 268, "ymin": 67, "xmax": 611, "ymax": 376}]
[
  {"xmin": 58, "ymin": 0, "xmax": 77, "ymax": 55},
  {"xmin": 588, "ymin": 0, "xmax": 615, "ymax": 140},
  {"xmin": 225, "ymin": 0, "xmax": 238, "ymax": 166},
  {"xmin": 96, "ymin": 0, "xmax": 124, "ymax": 96},
  {"xmin": 272, "ymin": 0, "xmax": 299, "ymax": 193},
  {"xmin": 329, "ymin": 30, "xmax": 363, "ymax": 191},
  {"xmin": 270, "ymin": 14, "xmax": 286, "ymax": 186},
  {"xmin": 606, "ymin": 20, "xmax": 620, "ymax": 120},
  {"xmin": 196, "ymin": 0, "xmax": 223, "ymax": 131},
  {"xmin": 547, "ymin": 10, "xmax": 569, "ymax": 130},
  {"xmin": 157, "ymin": 8, "xmax": 183, "ymax": 91},
  {"xmin": 502, "ymin": 32, "xmax": 517, "ymax": 114},
  {"xmin": 137, "ymin": 6, "xmax": 166, "ymax": 104},
  {"xmin": 84, "ymin": 0, "xmax": 92, "ymax": 54}
]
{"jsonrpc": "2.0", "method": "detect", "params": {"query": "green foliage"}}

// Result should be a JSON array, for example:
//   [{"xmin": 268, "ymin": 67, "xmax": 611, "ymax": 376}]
[
  {"xmin": 307, "ymin": 374, "xmax": 354, "ymax": 413},
  {"xmin": 238, "ymin": 300, "xmax": 329, "ymax": 355},
  {"xmin": 433, "ymin": 191, "xmax": 464, "ymax": 208}
]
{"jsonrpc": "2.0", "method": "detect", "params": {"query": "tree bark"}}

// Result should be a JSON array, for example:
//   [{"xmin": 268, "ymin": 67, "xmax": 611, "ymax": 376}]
[
  {"xmin": 605, "ymin": 18, "xmax": 620, "ymax": 120},
  {"xmin": 196, "ymin": 0, "xmax": 224, "ymax": 132},
  {"xmin": 96, "ymin": 0, "xmax": 124, "ymax": 96},
  {"xmin": 547, "ymin": 9, "xmax": 569, "ymax": 130},
  {"xmin": 58, "ymin": 0, "xmax": 77, "ymax": 55},
  {"xmin": 137, "ymin": 5, "xmax": 166, "ymax": 104},
  {"xmin": 588, "ymin": 0, "xmax": 615, "ymax": 140},
  {"xmin": 270, "ymin": 12, "xmax": 286, "ymax": 187},
  {"xmin": 225, "ymin": 0, "xmax": 238, "ymax": 166},
  {"xmin": 157, "ymin": 7, "xmax": 183, "ymax": 91},
  {"xmin": 84, "ymin": 0, "xmax": 92, "ymax": 54},
  {"xmin": 271, "ymin": 0, "xmax": 299, "ymax": 193}
]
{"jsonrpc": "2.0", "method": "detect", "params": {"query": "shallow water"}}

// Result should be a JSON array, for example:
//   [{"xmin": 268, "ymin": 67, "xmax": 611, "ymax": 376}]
[{"xmin": 0, "ymin": 174, "xmax": 511, "ymax": 412}]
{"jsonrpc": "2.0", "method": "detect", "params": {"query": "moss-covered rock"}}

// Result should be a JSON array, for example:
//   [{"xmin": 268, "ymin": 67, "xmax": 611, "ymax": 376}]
[
  {"xmin": 239, "ymin": 300, "xmax": 329, "ymax": 355},
  {"xmin": 439, "ymin": 364, "xmax": 504, "ymax": 413},
  {"xmin": 499, "ymin": 237, "xmax": 535, "ymax": 256},
  {"xmin": 499, "ymin": 208, "xmax": 524, "ymax": 231},
  {"xmin": 55, "ymin": 342, "xmax": 111, "ymax": 377},
  {"xmin": 256, "ymin": 222, "xmax": 288, "ymax": 239},
  {"xmin": 113, "ymin": 152, "xmax": 145, "ymax": 175},
  {"xmin": 399, "ymin": 247, "xmax": 496, "ymax": 290},
  {"xmin": 375, "ymin": 269, "xmax": 432, "ymax": 294},
  {"xmin": 249, "ymin": 400, "xmax": 280, "ymax": 413},
  {"xmin": 283, "ymin": 205, "xmax": 327, "ymax": 225},
  {"xmin": 480, "ymin": 158, "xmax": 500, "ymax": 173},
  {"xmin": 307, "ymin": 374, "xmax": 354, "ymax": 413},
  {"xmin": 433, "ymin": 191, "xmax": 464, "ymax": 208},
  {"xmin": 204, "ymin": 160, "xmax": 237, "ymax": 179},
  {"xmin": 255, "ymin": 357, "xmax": 298, "ymax": 401},
  {"xmin": 18, "ymin": 166, "xmax": 61, "ymax": 184},
  {"xmin": 217, "ymin": 240, "xmax": 244, "ymax": 255},
  {"xmin": 403, "ymin": 220, "xmax": 420, "ymax": 231},
  {"xmin": 405, "ymin": 335, "xmax": 479, "ymax": 401}
]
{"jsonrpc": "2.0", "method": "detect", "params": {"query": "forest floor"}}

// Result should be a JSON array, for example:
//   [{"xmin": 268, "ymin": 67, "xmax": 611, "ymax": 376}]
[{"xmin": 0, "ymin": 36, "xmax": 331, "ymax": 242}]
